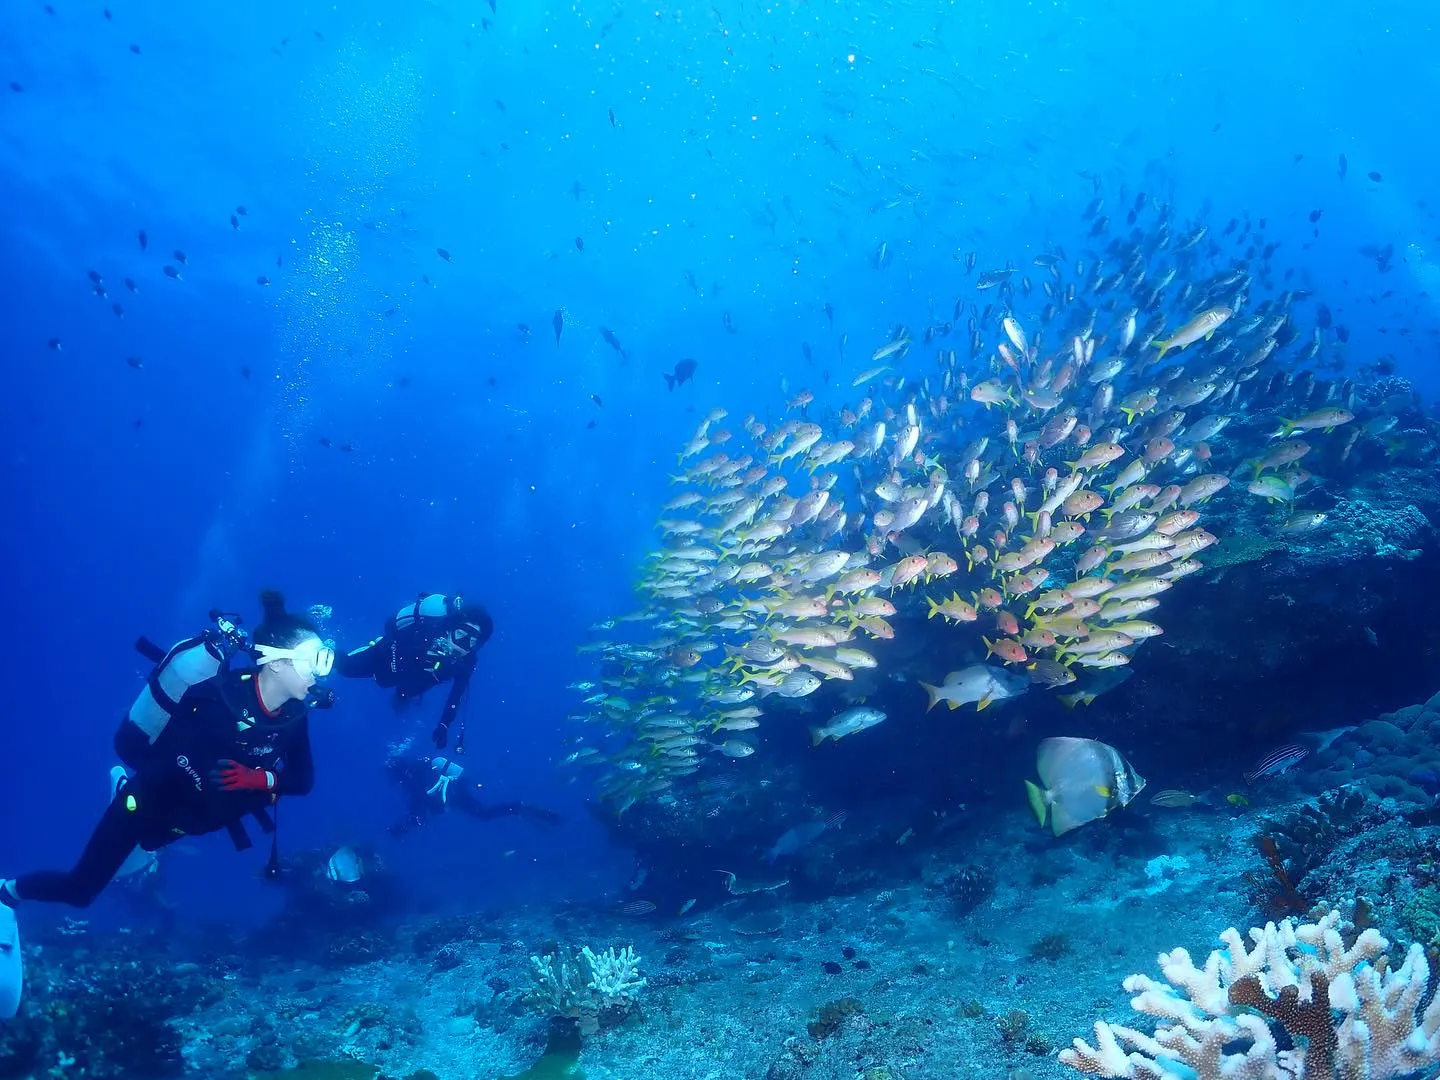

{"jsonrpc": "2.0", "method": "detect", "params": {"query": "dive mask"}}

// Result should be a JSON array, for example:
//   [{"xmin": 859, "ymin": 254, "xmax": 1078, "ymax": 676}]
[{"xmin": 255, "ymin": 638, "xmax": 335, "ymax": 679}]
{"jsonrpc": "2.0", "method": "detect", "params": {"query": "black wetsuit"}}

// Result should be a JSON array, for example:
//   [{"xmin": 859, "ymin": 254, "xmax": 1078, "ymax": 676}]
[
  {"xmin": 15, "ymin": 670, "xmax": 314, "ymax": 908},
  {"xmin": 334, "ymin": 600, "xmax": 489, "ymax": 748},
  {"xmin": 386, "ymin": 757, "xmax": 560, "ymax": 838}
]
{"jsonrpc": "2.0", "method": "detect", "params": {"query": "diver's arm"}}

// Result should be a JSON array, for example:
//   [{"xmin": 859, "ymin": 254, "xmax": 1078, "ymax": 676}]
[
  {"xmin": 273, "ymin": 717, "xmax": 315, "ymax": 796},
  {"xmin": 430, "ymin": 657, "xmax": 474, "ymax": 750},
  {"xmin": 332, "ymin": 638, "xmax": 386, "ymax": 679},
  {"xmin": 439, "ymin": 657, "xmax": 475, "ymax": 729}
]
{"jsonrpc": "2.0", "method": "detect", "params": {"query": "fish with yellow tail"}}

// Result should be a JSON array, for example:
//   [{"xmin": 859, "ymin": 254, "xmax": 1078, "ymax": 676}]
[
  {"xmin": 1025, "ymin": 736, "xmax": 1145, "ymax": 836},
  {"xmin": 1269, "ymin": 407, "xmax": 1355, "ymax": 439},
  {"xmin": 918, "ymin": 664, "xmax": 1028, "ymax": 712},
  {"xmin": 1151, "ymin": 306, "xmax": 1233, "ymax": 362}
]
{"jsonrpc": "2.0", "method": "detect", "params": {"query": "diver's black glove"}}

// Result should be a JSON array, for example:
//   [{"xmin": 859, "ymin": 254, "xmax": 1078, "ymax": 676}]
[
  {"xmin": 431, "ymin": 721, "xmax": 449, "ymax": 750},
  {"xmin": 307, "ymin": 686, "xmax": 337, "ymax": 710}
]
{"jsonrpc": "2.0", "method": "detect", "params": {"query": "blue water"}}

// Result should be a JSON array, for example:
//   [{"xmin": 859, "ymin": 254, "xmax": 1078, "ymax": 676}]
[{"xmin": 3, "ymin": 2, "xmax": 1440, "ymax": 1076}]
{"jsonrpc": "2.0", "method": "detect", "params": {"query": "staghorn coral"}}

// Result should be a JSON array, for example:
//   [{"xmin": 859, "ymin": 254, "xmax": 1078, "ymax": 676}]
[
  {"xmin": 526, "ymin": 944, "xmax": 647, "ymax": 1036},
  {"xmin": 1059, "ymin": 909, "xmax": 1440, "ymax": 1080}
]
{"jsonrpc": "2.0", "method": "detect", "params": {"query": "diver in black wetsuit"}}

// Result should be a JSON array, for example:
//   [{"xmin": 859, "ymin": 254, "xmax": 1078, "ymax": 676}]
[
  {"xmin": 334, "ymin": 593, "xmax": 492, "ymax": 752},
  {"xmin": 386, "ymin": 755, "xmax": 561, "ymax": 838},
  {"xmin": 0, "ymin": 592, "xmax": 330, "ymax": 911}
]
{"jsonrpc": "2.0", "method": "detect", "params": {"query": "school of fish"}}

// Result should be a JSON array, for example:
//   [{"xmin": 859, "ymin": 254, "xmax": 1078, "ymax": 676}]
[{"xmin": 562, "ymin": 191, "xmax": 1410, "ymax": 815}]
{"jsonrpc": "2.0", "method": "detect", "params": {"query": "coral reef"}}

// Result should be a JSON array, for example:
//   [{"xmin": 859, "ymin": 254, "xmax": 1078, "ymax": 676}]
[
  {"xmin": 1060, "ymin": 910, "xmax": 1440, "ymax": 1080},
  {"xmin": 526, "ymin": 944, "xmax": 647, "ymax": 1035}
]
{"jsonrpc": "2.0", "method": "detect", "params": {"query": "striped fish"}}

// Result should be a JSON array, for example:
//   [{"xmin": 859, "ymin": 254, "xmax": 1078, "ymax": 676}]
[{"xmin": 1243, "ymin": 744, "xmax": 1309, "ymax": 784}]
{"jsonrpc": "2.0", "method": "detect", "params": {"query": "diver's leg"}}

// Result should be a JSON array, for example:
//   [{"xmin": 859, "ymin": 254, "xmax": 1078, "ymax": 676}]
[{"xmin": 9, "ymin": 793, "xmax": 147, "ymax": 908}]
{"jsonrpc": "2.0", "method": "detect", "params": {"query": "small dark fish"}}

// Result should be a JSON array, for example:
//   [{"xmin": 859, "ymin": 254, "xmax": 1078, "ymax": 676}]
[
  {"xmin": 236, "ymin": 205, "xmax": 248, "ymax": 216},
  {"xmin": 319, "ymin": 437, "xmax": 332, "ymax": 448},
  {"xmin": 397, "ymin": 375, "xmax": 411, "ymax": 388},
  {"xmin": 87, "ymin": 269, "xmax": 103, "ymax": 284},
  {"xmin": 92, "ymin": 282, "xmax": 107, "ymax": 297},
  {"xmin": 665, "ymin": 358, "xmax": 698, "ymax": 390},
  {"xmin": 494, "ymin": 99, "xmax": 506, "ymax": 111},
  {"xmin": 8, "ymin": 82, "xmax": 22, "ymax": 93},
  {"xmin": 162, "ymin": 265, "xmax": 181, "ymax": 280},
  {"xmin": 436, "ymin": 247, "xmax": 451, "ymax": 262},
  {"xmin": 1244, "ymin": 743, "xmax": 1309, "ymax": 784},
  {"xmin": 124, "ymin": 277, "xmax": 137, "ymax": 292},
  {"xmin": 111, "ymin": 303, "xmax": 123, "ymax": 318},
  {"xmin": 256, "ymin": 275, "xmax": 270, "ymax": 286},
  {"xmin": 586, "ymin": 419, "xmax": 597, "ymax": 429},
  {"xmin": 240, "ymin": 366, "xmax": 251, "ymax": 380},
  {"xmin": 824, "ymin": 301, "xmax": 834, "ymax": 327},
  {"xmin": 1308, "ymin": 209, "xmax": 1322, "ymax": 223},
  {"xmin": 487, "ymin": 376, "xmax": 497, "ymax": 387},
  {"xmin": 230, "ymin": 214, "xmax": 239, "ymax": 230},
  {"xmin": 339, "ymin": 442, "xmax": 355, "ymax": 452},
  {"xmin": 1316, "ymin": 303, "xmax": 1333, "ymax": 329},
  {"xmin": 276, "ymin": 254, "xmax": 283, "ymax": 268},
  {"xmin": 722, "ymin": 311, "xmax": 736, "ymax": 333},
  {"xmin": 1337, "ymin": 153, "xmax": 1348, "ymax": 179},
  {"xmin": 802, "ymin": 341, "xmax": 813, "ymax": 364},
  {"xmin": 125, "ymin": 356, "xmax": 142, "ymax": 369},
  {"xmin": 600, "ymin": 327, "xmax": 628, "ymax": 360},
  {"xmin": 570, "ymin": 181, "xmax": 584, "ymax": 201},
  {"xmin": 516, "ymin": 323, "xmax": 531, "ymax": 339},
  {"xmin": 608, "ymin": 107, "xmax": 616, "ymax": 127},
  {"xmin": 486, "ymin": 0, "xmax": 496, "ymax": 12},
  {"xmin": 103, "ymin": 7, "xmax": 111, "ymax": 17},
  {"xmin": 591, "ymin": 394, "xmax": 603, "ymax": 407},
  {"xmin": 422, "ymin": 274, "xmax": 431, "ymax": 285},
  {"xmin": 1293, "ymin": 153, "xmax": 1304, "ymax": 163},
  {"xmin": 173, "ymin": 250, "xmax": 187, "ymax": 265},
  {"xmin": 1335, "ymin": 325, "xmax": 1350, "ymax": 343},
  {"xmin": 1367, "ymin": 171, "xmax": 1382, "ymax": 182},
  {"xmin": 47, "ymin": 337, "xmax": 61, "ymax": 351},
  {"xmin": 552, "ymin": 309, "xmax": 564, "ymax": 345},
  {"xmin": 129, "ymin": 44, "xmax": 141, "ymax": 55},
  {"xmin": 575, "ymin": 236, "xmax": 584, "ymax": 252}
]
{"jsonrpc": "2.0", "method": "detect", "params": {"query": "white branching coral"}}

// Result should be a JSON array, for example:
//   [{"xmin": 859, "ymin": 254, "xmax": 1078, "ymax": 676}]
[
  {"xmin": 527, "ymin": 943, "xmax": 647, "ymax": 1034},
  {"xmin": 580, "ymin": 945, "xmax": 647, "ymax": 1007},
  {"xmin": 1060, "ymin": 910, "xmax": 1440, "ymax": 1080}
]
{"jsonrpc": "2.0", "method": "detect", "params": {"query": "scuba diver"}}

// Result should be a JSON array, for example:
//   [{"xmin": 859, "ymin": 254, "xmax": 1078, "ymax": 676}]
[
  {"xmin": 334, "ymin": 593, "xmax": 492, "ymax": 752},
  {"xmin": 0, "ymin": 591, "xmax": 332, "ymax": 912},
  {"xmin": 386, "ymin": 755, "xmax": 562, "ymax": 838}
]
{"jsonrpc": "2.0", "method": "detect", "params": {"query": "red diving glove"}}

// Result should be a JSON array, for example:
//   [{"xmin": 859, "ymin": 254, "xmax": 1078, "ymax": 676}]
[{"xmin": 212, "ymin": 760, "xmax": 275, "ymax": 792}]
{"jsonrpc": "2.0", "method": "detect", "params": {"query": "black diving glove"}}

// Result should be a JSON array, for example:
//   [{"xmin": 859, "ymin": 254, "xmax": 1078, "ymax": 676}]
[{"xmin": 307, "ymin": 686, "xmax": 337, "ymax": 710}]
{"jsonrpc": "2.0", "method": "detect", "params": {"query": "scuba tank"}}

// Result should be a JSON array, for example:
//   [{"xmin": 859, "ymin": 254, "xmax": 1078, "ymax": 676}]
[
  {"xmin": 115, "ymin": 610, "xmax": 250, "ymax": 769},
  {"xmin": 393, "ymin": 593, "xmax": 461, "ymax": 631}
]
